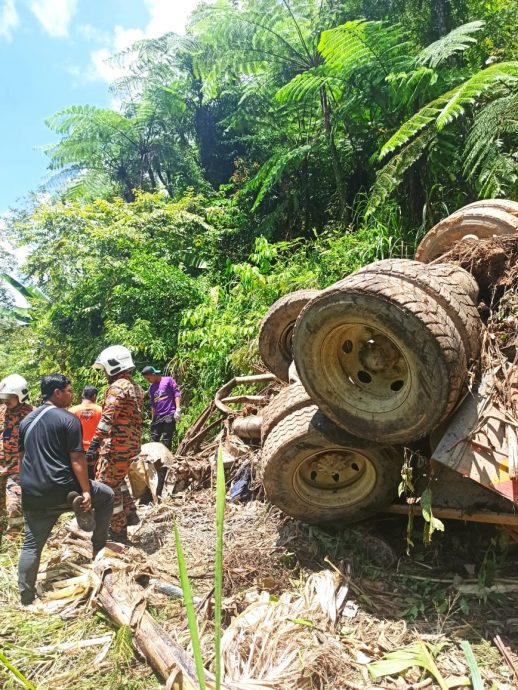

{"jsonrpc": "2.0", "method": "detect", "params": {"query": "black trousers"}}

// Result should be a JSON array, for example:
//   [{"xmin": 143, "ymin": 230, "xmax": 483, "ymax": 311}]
[
  {"xmin": 150, "ymin": 416, "xmax": 176, "ymax": 450},
  {"xmin": 19, "ymin": 481, "xmax": 114, "ymax": 604}
]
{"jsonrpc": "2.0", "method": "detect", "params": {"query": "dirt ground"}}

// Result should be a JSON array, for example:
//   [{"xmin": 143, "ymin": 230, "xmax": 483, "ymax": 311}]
[{"xmin": 1, "ymin": 480, "xmax": 518, "ymax": 690}]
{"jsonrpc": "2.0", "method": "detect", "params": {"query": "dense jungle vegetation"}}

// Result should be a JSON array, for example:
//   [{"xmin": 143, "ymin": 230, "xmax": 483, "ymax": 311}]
[{"xmin": 1, "ymin": 0, "xmax": 517, "ymax": 430}]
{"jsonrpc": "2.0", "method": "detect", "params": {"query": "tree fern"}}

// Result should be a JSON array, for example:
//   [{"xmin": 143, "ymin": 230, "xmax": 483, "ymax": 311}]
[
  {"xmin": 247, "ymin": 143, "xmax": 312, "ymax": 210},
  {"xmin": 379, "ymin": 61, "xmax": 518, "ymax": 158},
  {"xmin": 366, "ymin": 129, "xmax": 434, "ymax": 217},
  {"xmin": 436, "ymin": 61, "xmax": 518, "ymax": 129},
  {"xmin": 416, "ymin": 21, "xmax": 484, "ymax": 69},
  {"xmin": 318, "ymin": 20, "xmax": 412, "ymax": 81}
]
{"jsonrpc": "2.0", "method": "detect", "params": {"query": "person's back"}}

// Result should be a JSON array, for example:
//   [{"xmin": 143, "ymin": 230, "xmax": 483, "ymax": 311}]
[
  {"xmin": 17, "ymin": 373, "xmax": 114, "ymax": 606},
  {"xmin": 99, "ymin": 377, "xmax": 144, "ymax": 460},
  {"xmin": 70, "ymin": 386, "xmax": 102, "ymax": 452},
  {"xmin": 19, "ymin": 403, "xmax": 83, "ymax": 508}
]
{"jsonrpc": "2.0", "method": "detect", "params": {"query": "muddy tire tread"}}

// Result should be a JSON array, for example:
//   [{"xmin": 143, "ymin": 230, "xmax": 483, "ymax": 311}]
[
  {"xmin": 260, "ymin": 403, "xmax": 402, "ymax": 524},
  {"xmin": 294, "ymin": 272, "xmax": 467, "ymax": 441},
  {"xmin": 356, "ymin": 260, "xmax": 481, "ymax": 362},
  {"xmin": 258, "ymin": 289, "xmax": 320, "ymax": 382},
  {"xmin": 261, "ymin": 382, "xmax": 311, "ymax": 442}
]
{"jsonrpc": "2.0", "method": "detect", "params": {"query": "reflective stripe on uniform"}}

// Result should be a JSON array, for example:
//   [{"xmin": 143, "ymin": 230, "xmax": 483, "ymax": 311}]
[{"xmin": 7, "ymin": 516, "xmax": 24, "ymax": 525}]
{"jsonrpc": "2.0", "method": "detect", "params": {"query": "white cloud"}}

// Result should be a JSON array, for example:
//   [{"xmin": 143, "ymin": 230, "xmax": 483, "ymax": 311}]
[
  {"xmin": 89, "ymin": 0, "xmax": 208, "ymax": 84},
  {"xmin": 144, "ymin": 0, "xmax": 197, "ymax": 38},
  {"xmin": 30, "ymin": 0, "xmax": 78, "ymax": 38},
  {"xmin": 0, "ymin": 0, "xmax": 19, "ymax": 41}
]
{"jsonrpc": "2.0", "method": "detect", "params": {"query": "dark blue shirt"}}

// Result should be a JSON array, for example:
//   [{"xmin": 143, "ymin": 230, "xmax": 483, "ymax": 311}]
[{"xmin": 19, "ymin": 404, "xmax": 83, "ymax": 509}]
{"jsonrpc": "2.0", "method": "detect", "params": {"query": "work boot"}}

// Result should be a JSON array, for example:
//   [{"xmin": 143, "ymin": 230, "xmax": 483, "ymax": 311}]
[
  {"xmin": 67, "ymin": 491, "xmax": 96, "ymax": 532},
  {"xmin": 126, "ymin": 509, "xmax": 140, "ymax": 526},
  {"xmin": 107, "ymin": 527, "xmax": 128, "ymax": 544}
]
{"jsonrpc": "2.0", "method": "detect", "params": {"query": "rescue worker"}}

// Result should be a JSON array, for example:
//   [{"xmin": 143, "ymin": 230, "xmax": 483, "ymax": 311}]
[
  {"xmin": 87, "ymin": 346, "xmax": 144, "ymax": 542},
  {"xmin": 141, "ymin": 366, "xmax": 181, "ymax": 450},
  {"xmin": 0, "ymin": 374, "xmax": 32, "ymax": 541},
  {"xmin": 69, "ymin": 385, "xmax": 102, "ymax": 477}
]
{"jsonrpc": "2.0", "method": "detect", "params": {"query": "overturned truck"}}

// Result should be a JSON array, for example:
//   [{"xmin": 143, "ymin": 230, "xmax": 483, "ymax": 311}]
[{"xmin": 249, "ymin": 199, "xmax": 518, "ymax": 527}]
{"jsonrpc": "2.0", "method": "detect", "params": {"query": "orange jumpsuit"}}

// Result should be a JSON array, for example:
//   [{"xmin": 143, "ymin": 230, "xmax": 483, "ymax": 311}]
[{"xmin": 92, "ymin": 375, "xmax": 143, "ymax": 533}]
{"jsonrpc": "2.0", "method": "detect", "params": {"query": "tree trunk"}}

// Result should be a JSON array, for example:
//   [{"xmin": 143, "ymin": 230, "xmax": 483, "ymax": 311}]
[{"xmin": 320, "ymin": 88, "xmax": 348, "ymax": 223}]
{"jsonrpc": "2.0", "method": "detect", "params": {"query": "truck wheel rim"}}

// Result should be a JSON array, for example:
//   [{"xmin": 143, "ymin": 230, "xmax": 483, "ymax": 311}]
[
  {"xmin": 293, "ymin": 447, "xmax": 377, "ymax": 508},
  {"xmin": 279, "ymin": 323, "xmax": 295, "ymax": 360},
  {"xmin": 322, "ymin": 323, "xmax": 411, "ymax": 413}
]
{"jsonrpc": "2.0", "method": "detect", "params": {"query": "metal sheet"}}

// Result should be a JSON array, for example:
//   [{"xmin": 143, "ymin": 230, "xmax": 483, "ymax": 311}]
[{"xmin": 431, "ymin": 392, "xmax": 518, "ymax": 505}]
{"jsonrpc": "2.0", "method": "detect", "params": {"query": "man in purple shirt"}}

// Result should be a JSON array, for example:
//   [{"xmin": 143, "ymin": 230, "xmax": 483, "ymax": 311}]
[{"xmin": 141, "ymin": 367, "xmax": 181, "ymax": 450}]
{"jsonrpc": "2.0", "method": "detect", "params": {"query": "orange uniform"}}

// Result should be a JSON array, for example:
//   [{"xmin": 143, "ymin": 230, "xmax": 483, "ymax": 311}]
[
  {"xmin": 92, "ymin": 375, "xmax": 144, "ymax": 534},
  {"xmin": 69, "ymin": 401, "xmax": 102, "ymax": 451}
]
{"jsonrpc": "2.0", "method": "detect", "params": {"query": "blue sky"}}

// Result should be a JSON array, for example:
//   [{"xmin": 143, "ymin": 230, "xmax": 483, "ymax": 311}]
[{"xmin": 0, "ymin": 0, "xmax": 203, "ymax": 212}]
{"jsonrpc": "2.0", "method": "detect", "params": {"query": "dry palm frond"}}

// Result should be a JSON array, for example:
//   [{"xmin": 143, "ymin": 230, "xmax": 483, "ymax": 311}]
[{"xmin": 219, "ymin": 571, "xmax": 358, "ymax": 689}]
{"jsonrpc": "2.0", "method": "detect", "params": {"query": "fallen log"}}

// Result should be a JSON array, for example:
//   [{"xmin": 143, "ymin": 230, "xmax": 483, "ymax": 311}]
[{"xmin": 94, "ymin": 560, "xmax": 248, "ymax": 690}]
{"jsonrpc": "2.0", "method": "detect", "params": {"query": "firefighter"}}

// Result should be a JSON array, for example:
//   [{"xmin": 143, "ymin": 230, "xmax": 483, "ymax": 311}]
[
  {"xmin": 0, "ymin": 374, "xmax": 33, "ymax": 540},
  {"xmin": 87, "ymin": 346, "xmax": 144, "ymax": 542}
]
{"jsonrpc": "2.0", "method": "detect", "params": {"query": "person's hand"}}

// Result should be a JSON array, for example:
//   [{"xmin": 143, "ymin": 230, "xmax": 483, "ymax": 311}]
[
  {"xmin": 86, "ymin": 440, "xmax": 100, "ymax": 462},
  {"xmin": 82, "ymin": 492, "xmax": 92, "ymax": 512},
  {"xmin": 174, "ymin": 407, "xmax": 181, "ymax": 421}
]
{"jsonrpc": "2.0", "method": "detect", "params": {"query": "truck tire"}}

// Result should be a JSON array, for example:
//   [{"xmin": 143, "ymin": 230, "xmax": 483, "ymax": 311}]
[
  {"xmin": 293, "ymin": 273, "xmax": 467, "ymax": 443},
  {"xmin": 259, "ymin": 290, "xmax": 320, "ymax": 382},
  {"xmin": 415, "ymin": 208, "xmax": 518, "ymax": 262},
  {"xmin": 426, "ymin": 262, "xmax": 479, "ymax": 303},
  {"xmin": 461, "ymin": 198, "xmax": 518, "ymax": 218},
  {"xmin": 356, "ymin": 259, "xmax": 481, "ymax": 363},
  {"xmin": 260, "ymin": 402, "xmax": 402, "ymax": 524},
  {"xmin": 261, "ymin": 382, "xmax": 311, "ymax": 442}
]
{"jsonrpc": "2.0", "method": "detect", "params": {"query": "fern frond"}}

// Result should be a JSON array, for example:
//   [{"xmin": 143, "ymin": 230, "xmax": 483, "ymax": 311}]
[
  {"xmin": 386, "ymin": 67, "xmax": 436, "ymax": 107},
  {"xmin": 379, "ymin": 62, "xmax": 518, "ymax": 158},
  {"xmin": 318, "ymin": 20, "xmax": 412, "ymax": 81},
  {"xmin": 366, "ymin": 129, "xmax": 434, "ymax": 217},
  {"xmin": 417, "ymin": 21, "xmax": 484, "ymax": 69},
  {"xmin": 436, "ymin": 61, "xmax": 518, "ymax": 129},
  {"xmin": 463, "ymin": 91, "xmax": 518, "ymax": 195},
  {"xmin": 247, "ymin": 143, "xmax": 312, "ymax": 210},
  {"xmin": 276, "ymin": 66, "xmax": 341, "ymax": 103},
  {"xmin": 379, "ymin": 90, "xmax": 453, "ymax": 158}
]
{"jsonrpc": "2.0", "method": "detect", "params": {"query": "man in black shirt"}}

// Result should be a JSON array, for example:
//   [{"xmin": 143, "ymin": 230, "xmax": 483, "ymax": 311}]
[{"xmin": 18, "ymin": 374, "xmax": 114, "ymax": 606}]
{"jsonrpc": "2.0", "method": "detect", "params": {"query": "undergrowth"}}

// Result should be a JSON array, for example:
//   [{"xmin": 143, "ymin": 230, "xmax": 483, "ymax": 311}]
[
  {"xmin": 174, "ymin": 208, "xmax": 419, "ymax": 429},
  {"xmin": 0, "ymin": 542, "xmax": 160, "ymax": 690}
]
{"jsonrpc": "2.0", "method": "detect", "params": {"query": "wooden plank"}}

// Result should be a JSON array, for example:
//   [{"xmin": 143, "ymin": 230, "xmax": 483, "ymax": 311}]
[{"xmin": 385, "ymin": 503, "xmax": 518, "ymax": 526}]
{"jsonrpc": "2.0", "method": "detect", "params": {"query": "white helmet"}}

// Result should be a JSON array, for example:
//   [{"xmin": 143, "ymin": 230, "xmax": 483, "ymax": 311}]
[
  {"xmin": 93, "ymin": 345, "xmax": 135, "ymax": 376},
  {"xmin": 0, "ymin": 374, "xmax": 30, "ymax": 403}
]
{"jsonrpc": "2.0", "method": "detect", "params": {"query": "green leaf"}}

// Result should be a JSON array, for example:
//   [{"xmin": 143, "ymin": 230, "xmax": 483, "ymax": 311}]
[
  {"xmin": 367, "ymin": 129, "xmax": 434, "ymax": 217},
  {"xmin": 1, "ymin": 273, "xmax": 48, "ymax": 302},
  {"xmin": 214, "ymin": 444, "xmax": 226, "ymax": 689},
  {"xmin": 369, "ymin": 640, "xmax": 448, "ymax": 690},
  {"xmin": 421, "ymin": 487, "xmax": 444, "ymax": 544},
  {"xmin": 318, "ymin": 20, "xmax": 410, "ymax": 79},
  {"xmin": 379, "ymin": 91, "xmax": 452, "ymax": 159},
  {"xmin": 174, "ymin": 520, "xmax": 207, "ymax": 690},
  {"xmin": 460, "ymin": 641, "xmax": 484, "ymax": 690},
  {"xmin": 417, "ymin": 21, "xmax": 485, "ymax": 69},
  {"xmin": 0, "ymin": 649, "xmax": 36, "ymax": 690},
  {"xmin": 288, "ymin": 617, "xmax": 315, "ymax": 627},
  {"xmin": 379, "ymin": 62, "xmax": 518, "ymax": 159},
  {"xmin": 436, "ymin": 62, "xmax": 518, "ymax": 130}
]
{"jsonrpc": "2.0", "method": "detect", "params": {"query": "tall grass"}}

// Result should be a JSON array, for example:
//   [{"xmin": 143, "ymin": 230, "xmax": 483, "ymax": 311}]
[{"xmin": 174, "ymin": 444, "xmax": 226, "ymax": 689}]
